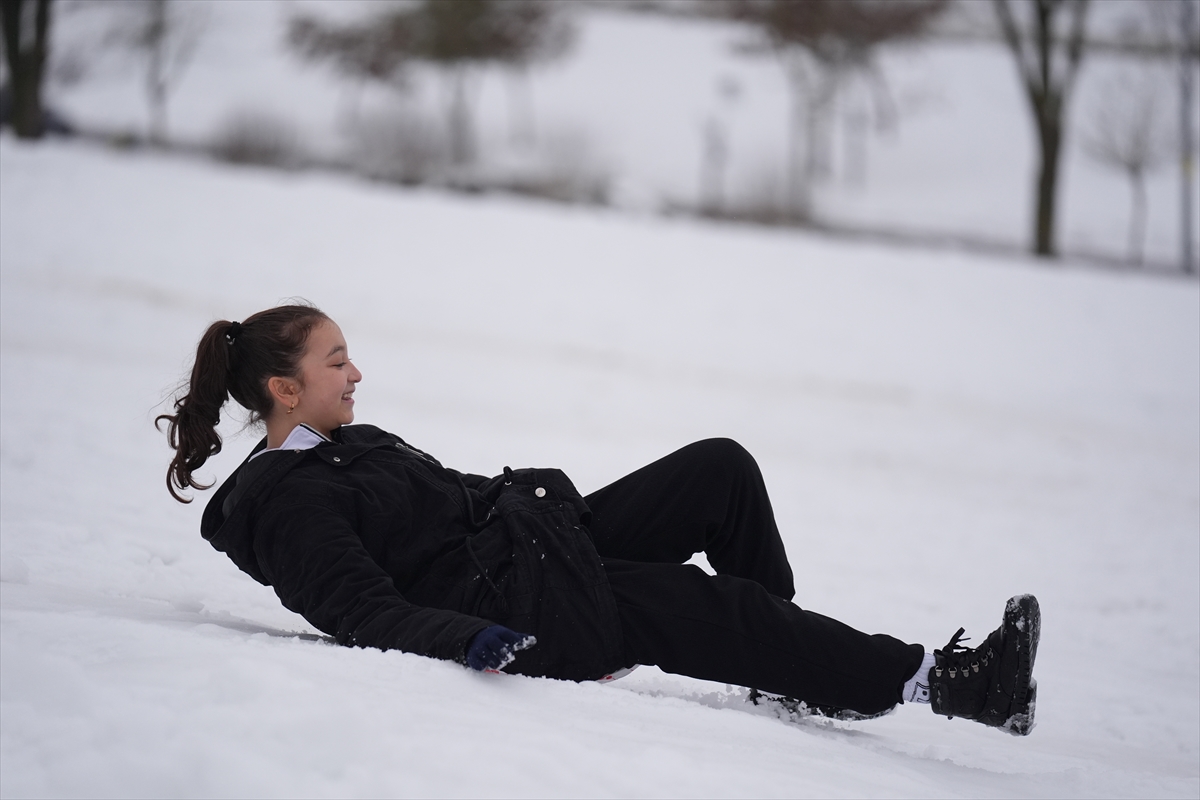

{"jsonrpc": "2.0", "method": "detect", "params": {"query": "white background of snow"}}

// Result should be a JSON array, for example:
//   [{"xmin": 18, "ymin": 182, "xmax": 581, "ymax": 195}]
[
  {"xmin": 2, "ymin": 4, "xmax": 1199, "ymax": 798},
  {"xmin": 2, "ymin": 137, "xmax": 1197, "ymax": 799}
]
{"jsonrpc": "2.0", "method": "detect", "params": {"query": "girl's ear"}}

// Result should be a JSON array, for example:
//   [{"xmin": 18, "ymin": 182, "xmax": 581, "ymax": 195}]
[{"xmin": 267, "ymin": 376, "xmax": 300, "ymax": 412}]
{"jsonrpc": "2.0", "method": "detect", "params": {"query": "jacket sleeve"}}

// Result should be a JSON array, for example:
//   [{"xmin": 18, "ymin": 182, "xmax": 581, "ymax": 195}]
[{"xmin": 253, "ymin": 499, "xmax": 491, "ymax": 663}]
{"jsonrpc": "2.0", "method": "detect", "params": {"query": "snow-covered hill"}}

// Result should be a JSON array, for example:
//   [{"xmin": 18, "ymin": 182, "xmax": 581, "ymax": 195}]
[{"xmin": 2, "ymin": 136, "xmax": 1197, "ymax": 798}]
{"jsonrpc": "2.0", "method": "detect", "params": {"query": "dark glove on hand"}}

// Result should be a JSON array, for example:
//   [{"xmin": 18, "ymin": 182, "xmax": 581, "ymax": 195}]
[{"xmin": 465, "ymin": 625, "xmax": 537, "ymax": 672}]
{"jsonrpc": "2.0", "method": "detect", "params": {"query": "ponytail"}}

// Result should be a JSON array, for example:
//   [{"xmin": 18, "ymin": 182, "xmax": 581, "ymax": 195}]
[{"xmin": 157, "ymin": 304, "xmax": 329, "ymax": 503}]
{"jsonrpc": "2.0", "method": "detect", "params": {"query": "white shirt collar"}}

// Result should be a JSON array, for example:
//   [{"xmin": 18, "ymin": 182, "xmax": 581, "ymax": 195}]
[{"xmin": 250, "ymin": 423, "xmax": 331, "ymax": 460}]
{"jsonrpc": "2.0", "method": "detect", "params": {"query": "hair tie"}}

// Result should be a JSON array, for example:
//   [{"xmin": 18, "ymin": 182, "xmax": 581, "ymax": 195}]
[{"xmin": 225, "ymin": 321, "xmax": 243, "ymax": 346}]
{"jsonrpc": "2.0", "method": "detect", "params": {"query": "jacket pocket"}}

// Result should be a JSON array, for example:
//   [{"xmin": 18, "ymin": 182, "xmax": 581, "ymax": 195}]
[{"xmin": 495, "ymin": 495, "xmax": 623, "ymax": 681}]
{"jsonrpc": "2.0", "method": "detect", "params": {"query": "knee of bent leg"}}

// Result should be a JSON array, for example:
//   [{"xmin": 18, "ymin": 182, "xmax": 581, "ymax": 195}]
[{"xmin": 689, "ymin": 437, "xmax": 761, "ymax": 481}]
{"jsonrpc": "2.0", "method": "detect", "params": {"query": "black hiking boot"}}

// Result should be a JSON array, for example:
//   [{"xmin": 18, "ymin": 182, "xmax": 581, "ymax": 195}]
[{"xmin": 930, "ymin": 594, "xmax": 1040, "ymax": 736}]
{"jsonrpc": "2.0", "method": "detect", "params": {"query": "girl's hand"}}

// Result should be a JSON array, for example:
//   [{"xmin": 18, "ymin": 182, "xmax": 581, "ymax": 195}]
[{"xmin": 465, "ymin": 626, "xmax": 537, "ymax": 672}]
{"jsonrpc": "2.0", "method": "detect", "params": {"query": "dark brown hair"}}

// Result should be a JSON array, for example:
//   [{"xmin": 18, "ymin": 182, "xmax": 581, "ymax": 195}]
[{"xmin": 156, "ymin": 304, "xmax": 330, "ymax": 503}]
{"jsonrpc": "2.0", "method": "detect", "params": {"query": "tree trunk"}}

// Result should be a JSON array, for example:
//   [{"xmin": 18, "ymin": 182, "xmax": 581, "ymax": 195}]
[
  {"xmin": 505, "ymin": 66, "xmax": 536, "ymax": 148},
  {"xmin": 993, "ymin": 0, "xmax": 1089, "ymax": 261},
  {"xmin": 146, "ymin": 0, "xmax": 168, "ymax": 146},
  {"xmin": 147, "ymin": 52, "xmax": 168, "ymax": 146},
  {"xmin": 699, "ymin": 116, "xmax": 727, "ymax": 215},
  {"xmin": 1034, "ymin": 104, "xmax": 1060, "ymax": 257},
  {"xmin": 1129, "ymin": 168, "xmax": 1147, "ymax": 266},
  {"xmin": 1181, "ymin": 0, "xmax": 1197, "ymax": 274},
  {"xmin": 784, "ymin": 50, "xmax": 811, "ymax": 221},
  {"xmin": 806, "ymin": 70, "xmax": 838, "ymax": 183},
  {"xmin": 843, "ymin": 103, "xmax": 869, "ymax": 188},
  {"xmin": 1, "ymin": 0, "xmax": 53, "ymax": 140},
  {"xmin": 445, "ymin": 67, "xmax": 475, "ymax": 166}
]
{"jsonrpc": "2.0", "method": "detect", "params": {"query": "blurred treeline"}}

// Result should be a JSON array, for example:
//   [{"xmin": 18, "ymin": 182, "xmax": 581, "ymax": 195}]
[{"xmin": 1, "ymin": 0, "xmax": 1197, "ymax": 270}]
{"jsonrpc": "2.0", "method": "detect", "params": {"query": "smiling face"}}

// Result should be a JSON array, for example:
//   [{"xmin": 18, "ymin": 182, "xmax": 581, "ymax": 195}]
[{"xmin": 284, "ymin": 320, "xmax": 362, "ymax": 438}]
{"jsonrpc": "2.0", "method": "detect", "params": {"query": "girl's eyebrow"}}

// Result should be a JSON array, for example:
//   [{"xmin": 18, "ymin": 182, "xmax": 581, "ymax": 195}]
[{"xmin": 327, "ymin": 344, "xmax": 346, "ymax": 358}]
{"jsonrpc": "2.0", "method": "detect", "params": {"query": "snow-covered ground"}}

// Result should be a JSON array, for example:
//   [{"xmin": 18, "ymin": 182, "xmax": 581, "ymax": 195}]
[
  {"xmin": 42, "ymin": 1, "xmax": 1198, "ymax": 268},
  {"xmin": 3, "ymin": 5, "xmax": 1199, "ymax": 796},
  {"xmin": 2, "ymin": 134, "xmax": 1197, "ymax": 798}
]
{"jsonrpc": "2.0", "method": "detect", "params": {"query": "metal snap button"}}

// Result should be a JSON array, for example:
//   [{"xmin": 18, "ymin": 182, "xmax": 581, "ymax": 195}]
[
  {"xmin": 534, "ymin": 487, "xmax": 546, "ymax": 498},
  {"xmin": 332, "ymin": 456, "xmax": 342, "ymax": 463}
]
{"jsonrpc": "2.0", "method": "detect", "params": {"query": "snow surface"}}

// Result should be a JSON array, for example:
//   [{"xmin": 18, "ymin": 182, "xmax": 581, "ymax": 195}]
[
  {"xmin": 3, "ymin": 7, "xmax": 1200, "ymax": 795},
  {"xmin": 2, "ymin": 134, "xmax": 1198, "ymax": 798}
]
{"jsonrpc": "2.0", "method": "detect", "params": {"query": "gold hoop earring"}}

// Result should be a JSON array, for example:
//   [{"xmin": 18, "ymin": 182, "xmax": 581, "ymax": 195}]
[{"xmin": 287, "ymin": 403, "xmax": 295, "ymax": 415}]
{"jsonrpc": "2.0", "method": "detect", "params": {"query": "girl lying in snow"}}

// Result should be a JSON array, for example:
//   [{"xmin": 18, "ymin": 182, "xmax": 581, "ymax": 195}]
[{"xmin": 159, "ymin": 304, "xmax": 1040, "ymax": 734}]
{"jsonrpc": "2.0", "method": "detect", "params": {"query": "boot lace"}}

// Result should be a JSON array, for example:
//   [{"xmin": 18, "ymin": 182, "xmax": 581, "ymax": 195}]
[{"xmin": 933, "ymin": 627, "xmax": 994, "ymax": 679}]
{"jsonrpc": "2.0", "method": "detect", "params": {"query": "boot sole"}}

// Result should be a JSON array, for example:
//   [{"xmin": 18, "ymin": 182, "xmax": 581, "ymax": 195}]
[
  {"xmin": 747, "ymin": 689, "xmax": 895, "ymax": 722},
  {"xmin": 1001, "ymin": 594, "xmax": 1040, "ymax": 736}
]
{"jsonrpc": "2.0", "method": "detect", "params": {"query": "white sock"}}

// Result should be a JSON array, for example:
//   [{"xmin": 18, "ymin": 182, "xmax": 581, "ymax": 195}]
[{"xmin": 903, "ymin": 652, "xmax": 937, "ymax": 704}]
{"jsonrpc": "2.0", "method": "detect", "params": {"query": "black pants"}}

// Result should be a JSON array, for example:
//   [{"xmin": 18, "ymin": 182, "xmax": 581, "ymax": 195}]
[{"xmin": 584, "ymin": 438, "xmax": 925, "ymax": 715}]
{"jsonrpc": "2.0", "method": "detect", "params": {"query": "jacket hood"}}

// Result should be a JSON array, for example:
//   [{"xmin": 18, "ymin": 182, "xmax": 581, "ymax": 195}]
[{"xmin": 200, "ymin": 437, "xmax": 306, "ymax": 585}]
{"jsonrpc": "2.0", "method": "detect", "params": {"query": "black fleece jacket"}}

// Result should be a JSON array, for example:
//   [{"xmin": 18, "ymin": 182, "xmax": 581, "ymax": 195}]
[{"xmin": 200, "ymin": 424, "xmax": 624, "ymax": 680}]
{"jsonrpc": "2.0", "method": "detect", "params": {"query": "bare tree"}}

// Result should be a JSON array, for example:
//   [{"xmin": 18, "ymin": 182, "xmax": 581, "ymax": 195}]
[
  {"xmin": 1080, "ymin": 69, "xmax": 1173, "ymax": 265},
  {"xmin": 105, "ymin": 0, "xmax": 206, "ymax": 146},
  {"xmin": 1, "ymin": 0, "xmax": 53, "ymax": 139},
  {"xmin": 726, "ymin": 0, "xmax": 947, "ymax": 220},
  {"xmin": 1084, "ymin": 0, "xmax": 1198, "ymax": 271},
  {"xmin": 288, "ymin": 8, "xmax": 415, "ymax": 131},
  {"xmin": 1145, "ymin": 0, "xmax": 1200, "ymax": 274},
  {"xmin": 1183, "ymin": 0, "xmax": 1199, "ymax": 274},
  {"xmin": 993, "ymin": 0, "xmax": 1090, "ymax": 258},
  {"xmin": 698, "ymin": 75, "xmax": 743, "ymax": 215},
  {"xmin": 498, "ymin": 1, "xmax": 573, "ymax": 150},
  {"xmin": 288, "ymin": 0, "xmax": 572, "ymax": 167}
]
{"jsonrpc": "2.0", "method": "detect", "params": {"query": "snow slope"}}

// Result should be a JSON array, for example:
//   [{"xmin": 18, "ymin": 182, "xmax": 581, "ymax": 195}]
[{"xmin": 1, "ymin": 137, "xmax": 1198, "ymax": 798}]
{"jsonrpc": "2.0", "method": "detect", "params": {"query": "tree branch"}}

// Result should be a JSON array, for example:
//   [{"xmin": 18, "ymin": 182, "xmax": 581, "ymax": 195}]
[
  {"xmin": 1062, "ymin": 0, "xmax": 1090, "ymax": 95},
  {"xmin": 992, "ymin": 0, "xmax": 1042, "ymax": 103}
]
